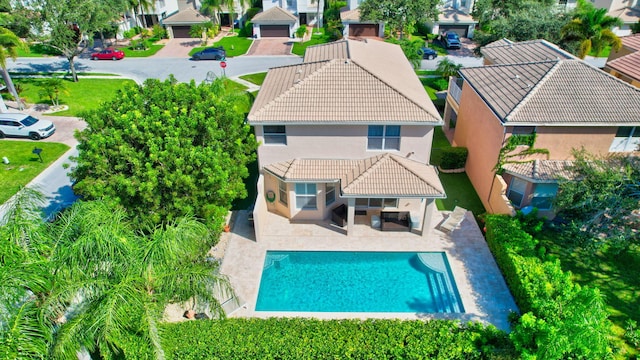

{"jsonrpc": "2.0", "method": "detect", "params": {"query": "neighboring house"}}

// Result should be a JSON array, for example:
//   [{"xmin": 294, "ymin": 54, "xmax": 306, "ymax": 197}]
[
  {"xmin": 556, "ymin": 0, "xmax": 639, "ymax": 36},
  {"xmin": 443, "ymin": 38, "xmax": 640, "ymax": 216},
  {"xmin": 604, "ymin": 33, "xmax": 640, "ymax": 87},
  {"xmin": 431, "ymin": 0, "xmax": 477, "ymax": 38},
  {"xmin": 248, "ymin": 39, "xmax": 445, "ymax": 239},
  {"xmin": 340, "ymin": 0, "xmax": 384, "ymax": 38},
  {"xmin": 253, "ymin": 0, "xmax": 325, "ymax": 38},
  {"xmin": 162, "ymin": 8, "xmax": 211, "ymax": 38}
]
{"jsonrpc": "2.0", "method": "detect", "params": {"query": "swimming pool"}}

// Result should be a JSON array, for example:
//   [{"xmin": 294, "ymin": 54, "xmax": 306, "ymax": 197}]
[{"xmin": 255, "ymin": 251, "xmax": 464, "ymax": 313}]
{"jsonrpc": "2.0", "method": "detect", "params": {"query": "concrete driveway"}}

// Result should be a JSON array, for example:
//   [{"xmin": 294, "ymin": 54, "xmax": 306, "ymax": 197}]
[
  {"xmin": 152, "ymin": 38, "xmax": 202, "ymax": 58},
  {"xmin": 247, "ymin": 38, "xmax": 294, "ymax": 56}
]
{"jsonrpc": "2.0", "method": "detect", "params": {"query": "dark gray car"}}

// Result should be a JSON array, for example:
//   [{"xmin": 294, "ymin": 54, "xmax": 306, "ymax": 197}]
[
  {"xmin": 444, "ymin": 32, "xmax": 462, "ymax": 49},
  {"xmin": 192, "ymin": 46, "xmax": 226, "ymax": 60}
]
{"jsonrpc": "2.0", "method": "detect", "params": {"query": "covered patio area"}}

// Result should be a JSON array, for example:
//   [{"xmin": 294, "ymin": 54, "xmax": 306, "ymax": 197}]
[{"xmin": 219, "ymin": 207, "xmax": 518, "ymax": 331}]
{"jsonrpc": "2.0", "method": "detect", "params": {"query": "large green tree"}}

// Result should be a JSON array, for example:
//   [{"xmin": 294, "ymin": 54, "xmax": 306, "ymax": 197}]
[
  {"xmin": 561, "ymin": 0, "xmax": 622, "ymax": 58},
  {"xmin": 359, "ymin": 0, "xmax": 439, "ymax": 39},
  {"xmin": 71, "ymin": 76, "xmax": 257, "ymax": 230},
  {"xmin": 0, "ymin": 191, "xmax": 233, "ymax": 359},
  {"xmin": 554, "ymin": 149, "xmax": 640, "ymax": 252}
]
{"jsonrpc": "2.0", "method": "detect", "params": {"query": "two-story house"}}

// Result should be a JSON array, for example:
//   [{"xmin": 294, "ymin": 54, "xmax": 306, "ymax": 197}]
[
  {"xmin": 248, "ymin": 39, "xmax": 445, "ymax": 240},
  {"xmin": 431, "ymin": 0, "xmax": 477, "ymax": 38},
  {"xmin": 251, "ymin": 0, "xmax": 324, "ymax": 38},
  {"xmin": 444, "ymin": 38, "xmax": 640, "ymax": 216},
  {"xmin": 556, "ymin": 0, "xmax": 639, "ymax": 36},
  {"xmin": 339, "ymin": 0, "xmax": 384, "ymax": 38},
  {"xmin": 605, "ymin": 33, "xmax": 640, "ymax": 88}
]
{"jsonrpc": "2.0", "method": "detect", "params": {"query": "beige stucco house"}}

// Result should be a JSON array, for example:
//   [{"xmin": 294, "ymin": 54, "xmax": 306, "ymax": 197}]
[
  {"xmin": 248, "ymin": 39, "xmax": 445, "ymax": 239},
  {"xmin": 604, "ymin": 33, "xmax": 640, "ymax": 88},
  {"xmin": 443, "ymin": 39, "xmax": 640, "ymax": 216}
]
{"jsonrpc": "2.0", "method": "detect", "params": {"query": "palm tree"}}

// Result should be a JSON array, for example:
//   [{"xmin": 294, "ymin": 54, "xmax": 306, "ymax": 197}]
[
  {"xmin": 128, "ymin": 0, "xmax": 155, "ymax": 28},
  {"xmin": 0, "ymin": 190, "xmax": 234, "ymax": 359},
  {"xmin": 0, "ymin": 27, "xmax": 26, "ymax": 110},
  {"xmin": 436, "ymin": 58, "xmax": 463, "ymax": 78},
  {"xmin": 202, "ymin": 0, "xmax": 250, "ymax": 30},
  {"xmin": 561, "ymin": 0, "xmax": 622, "ymax": 58}
]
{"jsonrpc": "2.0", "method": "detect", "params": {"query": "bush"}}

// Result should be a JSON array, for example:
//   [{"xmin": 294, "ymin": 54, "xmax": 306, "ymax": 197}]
[
  {"xmin": 238, "ymin": 21, "xmax": 253, "ymax": 37},
  {"xmin": 296, "ymin": 25, "xmax": 307, "ymax": 39},
  {"xmin": 152, "ymin": 24, "xmax": 168, "ymax": 39},
  {"xmin": 152, "ymin": 318, "xmax": 515, "ymax": 359},
  {"xmin": 433, "ymin": 77, "xmax": 449, "ymax": 91},
  {"xmin": 245, "ymin": 7, "xmax": 261, "ymax": 20},
  {"xmin": 439, "ymin": 147, "xmax": 468, "ymax": 169},
  {"xmin": 415, "ymin": 22, "xmax": 432, "ymax": 37}
]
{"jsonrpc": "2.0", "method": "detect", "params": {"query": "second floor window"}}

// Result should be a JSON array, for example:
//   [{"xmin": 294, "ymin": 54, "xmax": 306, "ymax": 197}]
[
  {"xmin": 368, "ymin": 125, "xmax": 400, "ymax": 150},
  {"xmin": 264, "ymin": 125, "xmax": 287, "ymax": 145}
]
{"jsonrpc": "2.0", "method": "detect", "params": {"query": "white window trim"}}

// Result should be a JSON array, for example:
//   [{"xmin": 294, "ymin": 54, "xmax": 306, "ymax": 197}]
[
  {"xmin": 367, "ymin": 125, "xmax": 401, "ymax": 151},
  {"xmin": 507, "ymin": 177, "xmax": 527, "ymax": 208},
  {"xmin": 355, "ymin": 198, "xmax": 398, "ymax": 209}
]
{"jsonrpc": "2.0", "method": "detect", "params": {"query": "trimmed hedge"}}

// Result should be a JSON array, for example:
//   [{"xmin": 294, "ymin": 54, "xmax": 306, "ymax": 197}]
[
  {"xmin": 440, "ymin": 147, "xmax": 468, "ymax": 169},
  {"xmin": 485, "ymin": 215, "xmax": 613, "ymax": 359},
  {"xmin": 123, "ymin": 318, "xmax": 515, "ymax": 359}
]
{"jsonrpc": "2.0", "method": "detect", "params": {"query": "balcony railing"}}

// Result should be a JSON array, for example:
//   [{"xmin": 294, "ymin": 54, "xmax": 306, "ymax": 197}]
[{"xmin": 448, "ymin": 76, "xmax": 463, "ymax": 104}]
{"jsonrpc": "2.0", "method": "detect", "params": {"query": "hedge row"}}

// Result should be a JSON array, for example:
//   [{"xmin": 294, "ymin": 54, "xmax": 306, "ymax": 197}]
[
  {"xmin": 124, "ymin": 318, "xmax": 516, "ymax": 359},
  {"xmin": 484, "ymin": 215, "xmax": 613, "ymax": 359}
]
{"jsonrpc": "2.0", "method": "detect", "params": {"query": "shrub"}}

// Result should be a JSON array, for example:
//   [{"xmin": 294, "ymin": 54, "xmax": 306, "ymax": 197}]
[
  {"xmin": 238, "ymin": 21, "xmax": 253, "ymax": 37},
  {"xmin": 152, "ymin": 24, "xmax": 168, "ymax": 39},
  {"xmin": 439, "ymin": 147, "xmax": 468, "ymax": 169},
  {"xmin": 296, "ymin": 25, "xmax": 307, "ymax": 39},
  {"xmin": 123, "ymin": 29, "xmax": 136, "ymax": 39},
  {"xmin": 415, "ymin": 22, "xmax": 432, "ymax": 37},
  {"xmin": 246, "ymin": 7, "xmax": 261, "ymax": 20},
  {"xmin": 433, "ymin": 77, "xmax": 449, "ymax": 91}
]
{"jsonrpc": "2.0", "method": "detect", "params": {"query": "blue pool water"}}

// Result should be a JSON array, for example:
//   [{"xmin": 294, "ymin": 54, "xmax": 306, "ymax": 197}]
[{"xmin": 255, "ymin": 251, "xmax": 464, "ymax": 313}]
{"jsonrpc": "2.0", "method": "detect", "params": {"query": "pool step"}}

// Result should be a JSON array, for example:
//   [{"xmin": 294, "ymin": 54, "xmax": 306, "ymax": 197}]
[{"xmin": 426, "ymin": 272, "xmax": 462, "ymax": 313}]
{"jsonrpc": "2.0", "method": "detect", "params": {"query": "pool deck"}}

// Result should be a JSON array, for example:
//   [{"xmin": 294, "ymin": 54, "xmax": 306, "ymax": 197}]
[{"xmin": 219, "ymin": 208, "xmax": 518, "ymax": 331}]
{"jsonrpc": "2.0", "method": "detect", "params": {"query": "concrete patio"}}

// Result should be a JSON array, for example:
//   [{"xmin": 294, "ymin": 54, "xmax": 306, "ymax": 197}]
[{"xmin": 220, "ymin": 207, "xmax": 518, "ymax": 331}]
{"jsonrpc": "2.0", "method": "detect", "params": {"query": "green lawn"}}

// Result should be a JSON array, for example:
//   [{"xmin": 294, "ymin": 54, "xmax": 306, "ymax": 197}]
[
  {"xmin": 15, "ymin": 43, "xmax": 61, "ymax": 57},
  {"xmin": 538, "ymin": 232, "xmax": 640, "ymax": 358},
  {"xmin": 415, "ymin": 70, "xmax": 439, "ymax": 76},
  {"xmin": 14, "ymin": 78, "xmax": 136, "ymax": 117},
  {"xmin": 588, "ymin": 45, "xmax": 612, "ymax": 58},
  {"xmin": 0, "ymin": 141, "xmax": 70, "ymax": 204},
  {"xmin": 239, "ymin": 72, "xmax": 267, "ymax": 86},
  {"xmin": 420, "ymin": 76, "xmax": 447, "ymax": 108},
  {"xmin": 121, "ymin": 44, "xmax": 164, "ymax": 57},
  {"xmin": 189, "ymin": 35, "xmax": 253, "ymax": 58},
  {"xmin": 291, "ymin": 29, "xmax": 332, "ymax": 56}
]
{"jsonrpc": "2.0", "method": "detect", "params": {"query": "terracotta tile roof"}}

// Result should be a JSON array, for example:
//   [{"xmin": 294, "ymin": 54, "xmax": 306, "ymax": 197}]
[
  {"xmin": 162, "ymin": 8, "xmax": 210, "ymax": 24},
  {"xmin": 481, "ymin": 39, "xmax": 574, "ymax": 64},
  {"xmin": 621, "ymin": 33, "xmax": 640, "ymax": 51},
  {"xmin": 340, "ymin": 7, "xmax": 361, "ymax": 22},
  {"xmin": 502, "ymin": 160, "xmax": 576, "ymax": 181},
  {"xmin": 251, "ymin": 6, "xmax": 297, "ymax": 24},
  {"xmin": 264, "ymin": 154, "xmax": 446, "ymax": 197},
  {"xmin": 607, "ymin": 51, "xmax": 640, "ymax": 83},
  {"xmin": 459, "ymin": 59, "xmax": 640, "ymax": 126},
  {"xmin": 438, "ymin": 7, "xmax": 476, "ymax": 24},
  {"xmin": 248, "ymin": 39, "xmax": 442, "ymax": 124}
]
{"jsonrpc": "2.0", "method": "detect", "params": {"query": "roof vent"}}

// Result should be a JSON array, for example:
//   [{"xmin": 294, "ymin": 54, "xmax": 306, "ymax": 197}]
[{"xmin": 513, "ymin": 74, "xmax": 520, "ymax": 80}]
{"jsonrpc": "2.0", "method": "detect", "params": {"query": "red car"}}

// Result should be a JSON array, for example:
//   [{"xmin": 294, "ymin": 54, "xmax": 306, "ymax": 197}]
[{"xmin": 91, "ymin": 48, "xmax": 125, "ymax": 60}]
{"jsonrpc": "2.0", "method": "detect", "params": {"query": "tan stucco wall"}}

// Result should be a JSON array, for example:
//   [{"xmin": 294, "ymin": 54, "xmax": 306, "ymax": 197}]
[
  {"xmin": 533, "ymin": 126, "xmax": 618, "ymax": 159},
  {"xmin": 452, "ymin": 84, "xmax": 506, "ymax": 213},
  {"xmin": 489, "ymin": 175, "xmax": 516, "ymax": 215},
  {"xmin": 255, "ymin": 124, "xmax": 434, "ymax": 169}
]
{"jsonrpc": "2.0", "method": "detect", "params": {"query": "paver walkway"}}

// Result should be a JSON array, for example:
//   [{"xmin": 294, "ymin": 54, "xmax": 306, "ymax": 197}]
[{"xmin": 246, "ymin": 38, "xmax": 294, "ymax": 56}]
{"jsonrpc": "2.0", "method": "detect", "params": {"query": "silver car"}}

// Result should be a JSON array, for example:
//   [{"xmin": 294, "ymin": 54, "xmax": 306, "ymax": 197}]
[{"xmin": 0, "ymin": 113, "xmax": 56, "ymax": 140}]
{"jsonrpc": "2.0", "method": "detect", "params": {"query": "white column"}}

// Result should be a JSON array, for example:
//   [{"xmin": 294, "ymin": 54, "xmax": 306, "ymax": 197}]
[
  {"xmin": 421, "ymin": 199, "xmax": 436, "ymax": 238},
  {"xmin": 347, "ymin": 198, "xmax": 355, "ymax": 236}
]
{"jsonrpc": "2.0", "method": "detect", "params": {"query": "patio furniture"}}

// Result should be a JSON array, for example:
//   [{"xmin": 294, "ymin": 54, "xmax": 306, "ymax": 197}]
[
  {"xmin": 439, "ymin": 206, "xmax": 467, "ymax": 233},
  {"xmin": 331, "ymin": 204, "xmax": 347, "ymax": 227},
  {"xmin": 371, "ymin": 214, "xmax": 381, "ymax": 229},
  {"xmin": 380, "ymin": 211, "xmax": 411, "ymax": 231}
]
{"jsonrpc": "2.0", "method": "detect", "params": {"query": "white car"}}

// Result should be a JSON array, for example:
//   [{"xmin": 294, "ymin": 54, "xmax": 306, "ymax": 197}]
[{"xmin": 0, "ymin": 113, "xmax": 56, "ymax": 140}]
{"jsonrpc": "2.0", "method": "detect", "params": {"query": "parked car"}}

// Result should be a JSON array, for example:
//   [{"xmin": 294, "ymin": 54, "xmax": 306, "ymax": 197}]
[
  {"xmin": 419, "ymin": 47, "xmax": 438, "ymax": 60},
  {"xmin": 192, "ymin": 46, "xmax": 226, "ymax": 61},
  {"xmin": 0, "ymin": 113, "xmax": 56, "ymax": 140},
  {"xmin": 444, "ymin": 32, "xmax": 462, "ymax": 49},
  {"xmin": 91, "ymin": 48, "xmax": 125, "ymax": 60}
]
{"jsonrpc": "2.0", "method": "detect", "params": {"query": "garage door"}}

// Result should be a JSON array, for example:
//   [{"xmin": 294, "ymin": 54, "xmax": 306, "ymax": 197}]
[
  {"xmin": 439, "ymin": 25, "xmax": 468, "ymax": 37},
  {"xmin": 349, "ymin": 24, "xmax": 379, "ymax": 37},
  {"xmin": 172, "ymin": 26, "xmax": 192, "ymax": 38},
  {"xmin": 260, "ymin": 25, "xmax": 289, "ymax": 37}
]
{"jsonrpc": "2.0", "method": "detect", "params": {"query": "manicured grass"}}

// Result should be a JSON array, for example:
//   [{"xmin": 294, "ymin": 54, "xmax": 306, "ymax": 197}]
[
  {"xmin": 292, "ymin": 29, "xmax": 332, "ymax": 56},
  {"xmin": 0, "ymin": 141, "xmax": 70, "ymax": 204},
  {"xmin": 239, "ymin": 72, "xmax": 267, "ymax": 86},
  {"xmin": 538, "ymin": 232, "xmax": 640, "ymax": 358},
  {"xmin": 223, "ymin": 78, "xmax": 248, "ymax": 92},
  {"xmin": 436, "ymin": 172, "xmax": 486, "ymax": 216},
  {"xmin": 14, "ymin": 78, "xmax": 136, "ymax": 117},
  {"xmin": 588, "ymin": 45, "xmax": 612, "ymax": 58},
  {"xmin": 189, "ymin": 35, "xmax": 253, "ymax": 57},
  {"xmin": 10, "ymin": 72, "xmax": 119, "ymax": 77},
  {"xmin": 420, "ymin": 76, "xmax": 447, "ymax": 108},
  {"xmin": 15, "ymin": 43, "xmax": 61, "ymax": 57},
  {"xmin": 415, "ymin": 70, "xmax": 438, "ymax": 76},
  {"xmin": 121, "ymin": 44, "xmax": 164, "ymax": 57}
]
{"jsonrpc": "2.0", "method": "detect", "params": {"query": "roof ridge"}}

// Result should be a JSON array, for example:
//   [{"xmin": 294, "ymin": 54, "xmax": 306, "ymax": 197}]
[
  {"xmin": 251, "ymin": 60, "xmax": 333, "ymax": 118},
  {"xmin": 349, "ymin": 60, "xmax": 440, "ymax": 121},
  {"xmin": 389, "ymin": 155, "xmax": 443, "ymax": 193},
  {"xmin": 505, "ymin": 60, "xmax": 561, "ymax": 122},
  {"xmin": 342, "ymin": 154, "xmax": 387, "ymax": 191}
]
